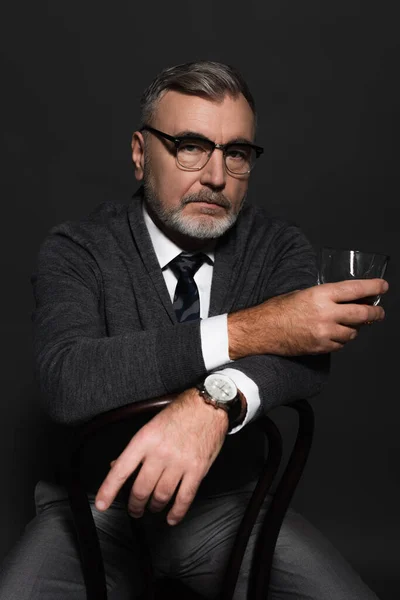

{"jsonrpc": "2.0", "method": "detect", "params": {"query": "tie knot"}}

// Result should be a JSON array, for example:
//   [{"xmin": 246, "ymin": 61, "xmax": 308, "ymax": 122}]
[{"xmin": 169, "ymin": 252, "xmax": 207, "ymax": 279}]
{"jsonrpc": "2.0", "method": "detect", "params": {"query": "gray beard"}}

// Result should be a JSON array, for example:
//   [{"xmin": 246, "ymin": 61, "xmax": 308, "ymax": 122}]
[{"xmin": 143, "ymin": 174, "xmax": 245, "ymax": 240}]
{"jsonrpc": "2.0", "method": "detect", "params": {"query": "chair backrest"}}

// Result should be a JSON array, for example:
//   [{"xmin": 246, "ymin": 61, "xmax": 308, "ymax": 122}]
[{"xmin": 62, "ymin": 398, "xmax": 314, "ymax": 600}]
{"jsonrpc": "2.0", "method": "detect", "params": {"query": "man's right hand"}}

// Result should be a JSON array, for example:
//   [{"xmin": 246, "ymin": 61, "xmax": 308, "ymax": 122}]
[{"xmin": 228, "ymin": 278, "xmax": 388, "ymax": 359}]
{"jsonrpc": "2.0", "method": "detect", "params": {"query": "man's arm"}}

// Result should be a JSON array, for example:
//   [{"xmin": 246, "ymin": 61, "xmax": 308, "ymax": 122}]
[
  {"xmin": 201, "ymin": 223, "xmax": 387, "ymax": 421},
  {"xmin": 228, "ymin": 279, "xmax": 387, "ymax": 357},
  {"xmin": 225, "ymin": 278, "xmax": 387, "ymax": 416},
  {"xmin": 96, "ymin": 386, "xmax": 229, "ymax": 526}
]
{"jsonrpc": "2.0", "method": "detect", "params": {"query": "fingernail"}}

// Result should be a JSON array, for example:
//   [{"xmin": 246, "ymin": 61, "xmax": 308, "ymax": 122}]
[
  {"xmin": 96, "ymin": 500, "xmax": 106, "ymax": 511},
  {"xmin": 383, "ymin": 281, "xmax": 389, "ymax": 291},
  {"xmin": 167, "ymin": 518, "xmax": 177, "ymax": 526}
]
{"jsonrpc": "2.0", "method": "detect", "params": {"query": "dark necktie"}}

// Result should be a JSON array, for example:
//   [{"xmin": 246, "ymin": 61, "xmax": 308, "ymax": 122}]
[{"xmin": 169, "ymin": 252, "xmax": 207, "ymax": 322}]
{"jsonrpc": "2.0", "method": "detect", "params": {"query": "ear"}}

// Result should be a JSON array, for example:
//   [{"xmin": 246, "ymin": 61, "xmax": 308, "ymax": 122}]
[{"xmin": 131, "ymin": 131, "xmax": 146, "ymax": 181}]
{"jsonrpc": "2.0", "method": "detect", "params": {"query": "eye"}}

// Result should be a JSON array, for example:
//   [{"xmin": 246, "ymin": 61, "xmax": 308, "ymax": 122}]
[
  {"xmin": 180, "ymin": 144, "xmax": 202, "ymax": 153},
  {"xmin": 226, "ymin": 145, "xmax": 251, "ymax": 161},
  {"xmin": 178, "ymin": 140, "xmax": 208, "ymax": 155}
]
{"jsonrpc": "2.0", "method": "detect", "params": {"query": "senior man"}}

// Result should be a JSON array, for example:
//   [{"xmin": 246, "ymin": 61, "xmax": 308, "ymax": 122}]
[{"xmin": 0, "ymin": 60, "xmax": 387, "ymax": 599}]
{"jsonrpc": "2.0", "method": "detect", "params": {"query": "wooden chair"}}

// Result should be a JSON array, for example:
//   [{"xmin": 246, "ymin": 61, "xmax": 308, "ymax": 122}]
[{"xmin": 62, "ymin": 398, "xmax": 314, "ymax": 599}]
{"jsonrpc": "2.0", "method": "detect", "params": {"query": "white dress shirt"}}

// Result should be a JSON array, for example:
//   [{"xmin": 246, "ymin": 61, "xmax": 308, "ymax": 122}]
[{"xmin": 143, "ymin": 205, "xmax": 261, "ymax": 433}]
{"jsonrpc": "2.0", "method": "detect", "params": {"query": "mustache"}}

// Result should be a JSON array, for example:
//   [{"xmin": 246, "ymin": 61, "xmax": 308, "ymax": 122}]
[{"xmin": 181, "ymin": 192, "xmax": 231, "ymax": 210}]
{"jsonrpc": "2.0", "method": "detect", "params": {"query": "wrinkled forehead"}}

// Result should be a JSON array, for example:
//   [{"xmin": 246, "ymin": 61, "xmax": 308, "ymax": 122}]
[{"xmin": 151, "ymin": 90, "xmax": 256, "ymax": 142}]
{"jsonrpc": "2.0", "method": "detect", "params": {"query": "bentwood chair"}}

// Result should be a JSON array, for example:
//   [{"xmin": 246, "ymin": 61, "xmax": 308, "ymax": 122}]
[{"xmin": 62, "ymin": 398, "xmax": 315, "ymax": 600}]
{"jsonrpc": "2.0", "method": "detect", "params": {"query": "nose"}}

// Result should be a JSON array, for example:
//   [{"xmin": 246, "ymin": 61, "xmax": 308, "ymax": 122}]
[{"xmin": 199, "ymin": 148, "xmax": 226, "ymax": 189}]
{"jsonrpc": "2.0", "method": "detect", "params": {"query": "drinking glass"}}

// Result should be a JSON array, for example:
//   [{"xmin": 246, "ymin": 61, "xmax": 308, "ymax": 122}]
[{"xmin": 317, "ymin": 247, "xmax": 389, "ymax": 305}]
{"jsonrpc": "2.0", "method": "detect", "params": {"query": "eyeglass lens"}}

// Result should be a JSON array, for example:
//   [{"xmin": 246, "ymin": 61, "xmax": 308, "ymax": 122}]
[{"xmin": 176, "ymin": 138, "xmax": 256, "ymax": 174}]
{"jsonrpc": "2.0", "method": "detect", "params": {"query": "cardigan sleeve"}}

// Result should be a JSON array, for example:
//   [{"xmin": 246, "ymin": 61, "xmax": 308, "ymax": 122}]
[
  {"xmin": 31, "ymin": 233, "xmax": 208, "ymax": 425},
  {"xmin": 219, "ymin": 353, "xmax": 330, "ymax": 418}
]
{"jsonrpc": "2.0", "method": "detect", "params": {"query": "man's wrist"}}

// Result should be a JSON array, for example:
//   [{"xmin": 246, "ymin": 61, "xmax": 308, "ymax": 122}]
[
  {"xmin": 192, "ymin": 387, "xmax": 230, "ymax": 428},
  {"xmin": 228, "ymin": 303, "xmax": 275, "ymax": 360},
  {"xmin": 195, "ymin": 375, "xmax": 247, "ymax": 432},
  {"xmin": 172, "ymin": 388, "xmax": 229, "ymax": 428},
  {"xmin": 227, "ymin": 309, "xmax": 255, "ymax": 360}
]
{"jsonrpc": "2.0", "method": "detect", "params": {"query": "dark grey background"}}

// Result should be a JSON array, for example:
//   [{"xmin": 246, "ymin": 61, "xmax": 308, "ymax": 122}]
[{"xmin": 1, "ymin": 1, "xmax": 399, "ymax": 598}]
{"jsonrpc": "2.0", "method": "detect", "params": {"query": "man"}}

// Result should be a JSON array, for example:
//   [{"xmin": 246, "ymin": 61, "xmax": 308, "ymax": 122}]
[{"xmin": 0, "ymin": 60, "xmax": 387, "ymax": 599}]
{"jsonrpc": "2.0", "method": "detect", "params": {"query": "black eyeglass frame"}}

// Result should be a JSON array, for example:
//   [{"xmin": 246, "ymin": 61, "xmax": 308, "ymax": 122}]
[{"xmin": 140, "ymin": 125, "xmax": 264, "ymax": 175}]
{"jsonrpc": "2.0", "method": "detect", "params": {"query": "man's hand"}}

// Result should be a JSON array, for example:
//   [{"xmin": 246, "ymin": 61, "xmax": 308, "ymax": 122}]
[
  {"xmin": 228, "ymin": 278, "xmax": 388, "ymax": 359},
  {"xmin": 95, "ymin": 388, "xmax": 228, "ymax": 526}
]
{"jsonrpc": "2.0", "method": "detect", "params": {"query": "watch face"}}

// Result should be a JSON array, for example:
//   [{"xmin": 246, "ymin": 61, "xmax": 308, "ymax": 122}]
[{"xmin": 204, "ymin": 374, "xmax": 237, "ymax": 403}]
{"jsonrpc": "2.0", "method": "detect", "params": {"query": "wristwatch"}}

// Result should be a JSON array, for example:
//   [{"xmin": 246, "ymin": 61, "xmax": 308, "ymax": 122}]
[{"xmin": 196, "ymin": 373, "xmax": 244, "ymax": 430}]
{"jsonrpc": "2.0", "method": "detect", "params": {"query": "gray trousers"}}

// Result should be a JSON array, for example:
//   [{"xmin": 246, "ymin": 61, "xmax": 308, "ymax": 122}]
[{"xmin": 0, "ymin": 480, "xmax": 379, "ymax": 600}]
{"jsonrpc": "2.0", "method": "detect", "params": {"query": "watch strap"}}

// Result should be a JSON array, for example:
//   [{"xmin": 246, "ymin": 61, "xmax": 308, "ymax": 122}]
[{"xmin": 196, "ymin": 383, "xmax": 246, "ymax": 431}]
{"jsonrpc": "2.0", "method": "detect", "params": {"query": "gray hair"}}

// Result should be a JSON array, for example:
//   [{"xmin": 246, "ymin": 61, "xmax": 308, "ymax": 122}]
[{"xmin": 140, "ymin": 60, "xmax": 256, "ymax": 127}]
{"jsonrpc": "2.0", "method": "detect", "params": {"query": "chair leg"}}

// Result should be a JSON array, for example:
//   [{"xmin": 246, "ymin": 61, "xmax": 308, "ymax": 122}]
[
  {"xmin": 220, "ymin": 417, "xmax": 283, "ymax": 600},
  {"xmin": 66, "ymin": 474, "xmax": 108, "ymax": 600},
  {"xmin": 249, "ymin": 400, "xmax": 315, "ymax": 599}
]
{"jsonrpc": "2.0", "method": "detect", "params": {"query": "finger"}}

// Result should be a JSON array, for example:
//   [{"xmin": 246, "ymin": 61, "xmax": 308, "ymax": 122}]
[
  {"xmin": 95, "ymin": 445, "xmax": 143, "ymax": 511},
  {"xmin": 331, "ymin": 324, "xmax": 359, "ymax": 346},
  {"xmin": 166, "ymin": 474, "xmax": 201, "ymax": 526},
  {"xmin": 336, "ymin": 304, "xmax": 385, "ymax": 326},
  {"xmin": 325, "ymin": 279, "xmax": 388, "ymax": 304},
  {"xmin": 148, "ymin": 468, "xmax": 183, "ymax": 513},
  {"xmin": 127, "ymin": 461, "xmax": 164, "ymax": 518}
]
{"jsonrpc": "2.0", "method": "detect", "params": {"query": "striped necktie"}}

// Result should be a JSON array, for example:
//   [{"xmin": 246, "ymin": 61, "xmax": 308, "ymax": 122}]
[{"xmin": 169, "ymin": 252, "xmax": 207, "ymax": 322}]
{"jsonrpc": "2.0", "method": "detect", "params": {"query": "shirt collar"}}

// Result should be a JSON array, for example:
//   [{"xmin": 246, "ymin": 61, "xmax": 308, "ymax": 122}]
[{"xmin": 142, "ymin": 203, "xmax": 215, "ymax": 269}]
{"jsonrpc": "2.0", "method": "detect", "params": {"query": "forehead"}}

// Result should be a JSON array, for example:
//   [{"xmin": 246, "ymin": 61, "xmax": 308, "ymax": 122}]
[{"xmin": 152, "ymin": 90, "xmax": 256, "ymax": 141}]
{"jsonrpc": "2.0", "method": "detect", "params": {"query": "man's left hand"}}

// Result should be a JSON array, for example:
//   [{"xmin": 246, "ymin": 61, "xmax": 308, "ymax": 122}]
[{"xmin": 95, "ymin": 388, "xmax": 228, "ymax": 525}]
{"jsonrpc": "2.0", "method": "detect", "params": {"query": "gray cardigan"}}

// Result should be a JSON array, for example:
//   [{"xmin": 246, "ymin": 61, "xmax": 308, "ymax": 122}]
[{"xmin": 32, "ymin": 191, "xmax": 329, "ymax": 493}]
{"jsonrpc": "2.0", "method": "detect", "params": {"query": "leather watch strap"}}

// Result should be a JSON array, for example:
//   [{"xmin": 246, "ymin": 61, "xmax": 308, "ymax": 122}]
[{"xmin": 196, "ymin": 384, "xmax": 247, "ymax": 431}]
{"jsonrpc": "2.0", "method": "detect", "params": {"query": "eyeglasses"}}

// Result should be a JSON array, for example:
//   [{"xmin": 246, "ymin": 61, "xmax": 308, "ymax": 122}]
[{"xmin": 141, "ymin": 125, "xmax": 264, "ymax": 175}]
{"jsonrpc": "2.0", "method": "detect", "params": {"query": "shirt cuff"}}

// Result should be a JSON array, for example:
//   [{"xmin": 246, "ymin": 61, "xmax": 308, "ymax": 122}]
[
  {"xmin": 213, "ymin": 367, "xmax": 261, "ymax": 435},
  {"xmin": 200, "ymin": 314, "xmax": 233, "ymax": 371}
]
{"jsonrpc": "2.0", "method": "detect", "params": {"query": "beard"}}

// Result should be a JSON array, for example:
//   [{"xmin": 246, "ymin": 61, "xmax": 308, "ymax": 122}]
[{"xmin": 142, "ymin": 161, "xmax": 246, "ymax": 240}]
